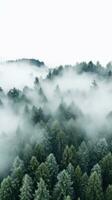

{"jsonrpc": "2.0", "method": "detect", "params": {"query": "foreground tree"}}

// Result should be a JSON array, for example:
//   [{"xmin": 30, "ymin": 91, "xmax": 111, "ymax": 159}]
[
  {"xmin": 64, "ymin": 195, "xmax": 72, "ymax": 200},
  {"xmin": 45, "ymin": 153, "xmax": 58, "ymax": 189},
  {"xmin": 36, "ymin": 162, "xmax": 50, "ymax": 186},
  {"xmin": 53, "ymin": 169, "xmax": 73, "ymax": 200},
  {"xmin": 74, "ymin": 165, "xmax": 82, "ymax": 199},
  {"xmin": 62, "ymin": 145, "xmax": 76, "ymax": 168},
  {"xmin": 86, "ymin": 171, "xmax": 103, "ymax": 200},
  {"xmin": 80, "ymin": 172, "xmax": 88, "ymax": 200},
  {"xmin": 34, "ymin": 178, "xmax": 49, "ymax": 200},
  {"xmin": 20, "ymin": 174, "xmax": 33, "ymax": 200},
  {"xmin": 11, "ymin": 156, "xmax": 25, "ymax": 200},
  {"xmin": 105, "ymin": 185, "xmax": 112, "ymax": 200},
  {"xmin": 0, "ymin": 176, "xmax": 13, "ymax": 200},
  {"xmin": 77, "ymin": 141, "xmax": 89, "ymax": 172},
  {"xmin": 100, "ymin": 152, "xmax": 112, "ymax": 189}
]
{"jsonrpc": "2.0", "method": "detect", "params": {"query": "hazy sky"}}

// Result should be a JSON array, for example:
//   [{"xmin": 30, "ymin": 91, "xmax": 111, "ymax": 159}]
[{"xmin": 0, "ymin": 0, "xmax": 112, "ymax": 66}]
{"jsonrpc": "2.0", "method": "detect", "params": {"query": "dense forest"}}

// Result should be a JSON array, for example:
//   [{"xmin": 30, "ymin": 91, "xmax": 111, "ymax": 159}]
[{"xmin": 1, "ymin": 61, "xmax": 112, "ymax": 200}]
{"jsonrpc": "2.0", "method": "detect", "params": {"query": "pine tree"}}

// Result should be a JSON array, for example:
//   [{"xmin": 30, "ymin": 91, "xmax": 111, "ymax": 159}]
[
  {"xmin": 23, "ymin": 144, "xmax": 33, "ymax": 166},
  {"xmin": 11, "ymin": 156, "xmax": 25, "ymax": 200},
  {"xmin": 20, "ymin": 174, "xmax": 33, "ymax": 200},
  {"xmin": 0, "ymin": 176, "xmax": 13, "ymax": 200},
  {"xmin": 34, "ymin": 178, "xmax": 49, "ymax": 200},
  {"xmin": 46, "ymin": 120, "xmax": 65, "ymax": 162},
  {"xmin": 45, "ymin": 153, "xmax": 58, "ymax": 188},
  {"xmin": 100, "ymin": 152, "xmax": 112, "ymax": 189},
  {"xmin": 29, "ymin": 156, "xmax": 39, "ymax": 184},
  {"xmin": 53, "ymin": 169, "xmax": 73, "ymax": 200},
  {"xmin": 105, "ymin": 184, "xmax": 112, "ymax": 200},
  {"xmin": 34, "ymin": 143, "xmax": 46, "ymax": 163},
  {"xmin": 64, "ymin": 195, "xmax": 72, "ymax": 200},
  {"xmin": 66, "ymin": 163, "xmax": 74, "ymax": 182},
  {"xmin": 91, "ymin": 163, "xmax": 102, "ymax": 180},
  {"xmin": 86, "ymin": 171, "xmax": 103, "ymax": 200},
  {"xmin": 36, "ymin": 162, "xmax": 50, "ymax": 186},
  {"xmin": 12, "ymin": 156, "xmax": 24, "ymax": 170},
  {"xmin": 95, "ymin": 138, "xmax": 109, "ymax": 161},
  {"xmin": 80, "ymin": 172, "xmax": 88, "ymax": 200},
  {"xmin": 74, "ymin": 165, "xmax": 82, "ymax": 199},
  {"xmin": 62, "ymin": 145, "xmax": 76, "ymax": 168},
  {"xmin": 77, "ymin": 141, "xmax": 89, "ymax": 172}
]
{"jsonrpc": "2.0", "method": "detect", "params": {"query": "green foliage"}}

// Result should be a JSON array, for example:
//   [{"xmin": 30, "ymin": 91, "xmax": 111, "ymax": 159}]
[
  {"xmin": 95, "ymin": 138, "xmax": 109, "ymax": 161},
  {"xmin": 100, "ymin": 153, "xmax": 112, "ymax": 189},
  {"xmin": 91, "ymin": 163, "xmax": 102, "ymax": 180},
  {"xmin": 74, "ymin": 165, "xmax": 82, "ymax": 199},
  {"xmin": 1, "ymin": 63, "xmax": 112, "ymax": 199},
  {"xmin": 53, "ymin": 169, "xmax": 73, "ymax": 200},
  {"xmin": 11, "ymin": 156, "xmax": 25, "ymax": 199},
  {"xmin": 86, "ymin": 172, "xmax": 103, "ymax": 200},
  {"xmin": 46, "ymin": 120, "xmax": 65, "ymax": 162},
  {"xmin": 105, "ymin": 185, "xmax": 112, "ymax": 200},
  {"xmin": 34, "ymin": 143, "xmax": 46, "ymax": 163},
  {"xmin": 62, "ymin": 145, "xmax": 76, "ymax": 168},
  {"xmin": 0, "ymin": 176, "xmax": 13, "ymax": 200},
  {"xmin": 64, "ymin": 195, "xmax": 72, "ymax": 200},
  {"xmin": 80, "ymin": 172, "xmax": 88, "ymax": 200},
  {"xmin": 29, "ymin": 156, "xmax": 39, "ymax": 175},
  {"xmin": 46, "ymin": 153, "xmax": 58, "ymax": 189},
  {"xmin": 77, "ymin": 141, "xmax": 89, "ymax": 172},
  {"xmin": 20, "ymin": 174, "xmax": 33, "ymax": 200},
  {"xmin": 34, "ymin": 178, "xmax": 49, "ymax": 200},
  {"xmin": 66, "ymin": 163, "xmax": 74, "ymax": 182},
  {"xmin": 36, "ymin": 162, "xmax": 50, "ymax": 186}
]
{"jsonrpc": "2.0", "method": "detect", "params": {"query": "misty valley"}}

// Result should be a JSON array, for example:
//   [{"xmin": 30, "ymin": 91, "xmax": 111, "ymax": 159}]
[{"xmin": 0, "ymin": 60, "xmax": 112, "ymax": 200}]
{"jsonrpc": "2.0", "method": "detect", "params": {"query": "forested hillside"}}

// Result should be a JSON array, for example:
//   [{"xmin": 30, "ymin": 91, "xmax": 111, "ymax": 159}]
[{"xmin": 0, "ymin": 61, "xmax": 112, "ymax": 200}]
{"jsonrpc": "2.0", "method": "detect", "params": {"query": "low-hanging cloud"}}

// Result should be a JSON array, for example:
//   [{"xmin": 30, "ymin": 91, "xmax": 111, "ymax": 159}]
[{"xmin": 0, "ymin": 60, "xmax": 112, "ymax": 174}]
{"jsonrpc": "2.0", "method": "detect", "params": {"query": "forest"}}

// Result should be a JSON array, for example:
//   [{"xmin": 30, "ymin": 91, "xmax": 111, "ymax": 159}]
[{"xmin": 0, "ymin": 61, "xmax": 112, "ymax": 200}]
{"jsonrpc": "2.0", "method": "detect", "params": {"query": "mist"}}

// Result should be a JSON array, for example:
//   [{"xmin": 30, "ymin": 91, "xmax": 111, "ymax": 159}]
[
  {"xmin": 0, "ymin": 60, "xmax": 48, "ymax": 91},
  {"xmin": 0, "ymin": 60, "xmax": 112, "ymax": 175}
]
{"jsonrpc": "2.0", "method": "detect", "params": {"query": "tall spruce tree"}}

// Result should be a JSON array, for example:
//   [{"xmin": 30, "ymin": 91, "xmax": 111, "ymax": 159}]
[
  {"xmin": 74, "ymin": 165, "xmax": 82, "ymax": 199},
  {"xmin": 34, "ymin": 178, "xmax": 49, "ymax": 200},
  {"xmin": 53, "ymin": 169, "xmax": 73, "ymax": 200},
  {"xmin": 86, "ymin": 171, "xmax": 103, "ymax": 200},
  {"xmin": 105, "ymin": 184, "xmax": 112, "ymax": 200},
  {"xmin": 0, "ymin": 176, "xmax": 13, "ymax": 200},
  {"xmin": 20, "ymin": 174, "xmax": 33, "ymax": 200},
  {"xmin": 45, "ymin": 153, "xmax": 58, "ymax": 188}
]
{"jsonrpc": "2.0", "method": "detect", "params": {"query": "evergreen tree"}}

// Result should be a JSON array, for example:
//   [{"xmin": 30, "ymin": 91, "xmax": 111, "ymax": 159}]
[
  {"xmin": 95, "ymin": 138, "xmax": 109, "ymax": 161},
  {"xmin": 12, "ymin": 156, "xmax": 24, "ymax": 170},
  {"xmin": 64, "ymin": 195, "xmax": 72, "ymax": 200},
  {"xmin": 34, "ymin": 178, "xmax": 49, "ymax": 200},
  {"xmin": 11, "ymin": 156, "xmax": 25, "ymax": 200},
  {"xmin": 86, "ymin": 171, "xmax": 103, "ymax": 200},
  {"xmin": 53, "ymin": 169, "xmax": 73, "ymax": 200},
  {"xmin": 66, "ymin": 163, "xmax": 74, "ymax": 182},
  {"xmin": 20, "ymin": 174, "xmax": 33, "ymax": 200},
  {"xmin": 46, "ymin": 153, "xmax": 58, "ymax": 188},
  {"xmin": 0, "ymin": 176, "xmax": 13, "ymax": 200},
  {"xmin": 34, "ymin": 143, "xmax": 46, "ymax": 163},
  {"xmin": 29, "ymin": 156, "xmax": 39, "ymax": 178},
  {"xmin": 80, "ymin": 172, "xmax": 88, "ymax": 200},
  {"xmin": 62, "ymin": 145, "xmax": 76, "ymax": 168},
  {"xmin": 91, "ymin": 163, "xmax": 102, "ymax": 180},
  {"xmin": 23, "ymin": 144, "xmax": 33, "ymax": 166},
  {"xmin": 74, "ymin": 165, "xmax": 82, "ymax": 199},
  {"xmin": 105, "ymin": 184, "xmax": 112, "ymax": 200},
  {"xmin": 77, "ymin": 141, "xmax": 89, "ymax": 172},
  {"xmin": 100, "ymin": 152, "xmax": 112, "ymax": 189},
  {"xmin": 36, "ymin": 162, "xmax": 50, "ymax": 186},
  {"xmin": 46, "ymin": 120, "xmax": 65, "ymax": 162}
]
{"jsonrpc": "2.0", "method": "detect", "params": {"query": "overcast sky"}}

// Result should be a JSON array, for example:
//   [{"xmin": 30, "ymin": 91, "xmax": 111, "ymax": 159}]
[{"xmin": 0, "ymin": 0, "xmax": 112, "ymax": 67}]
